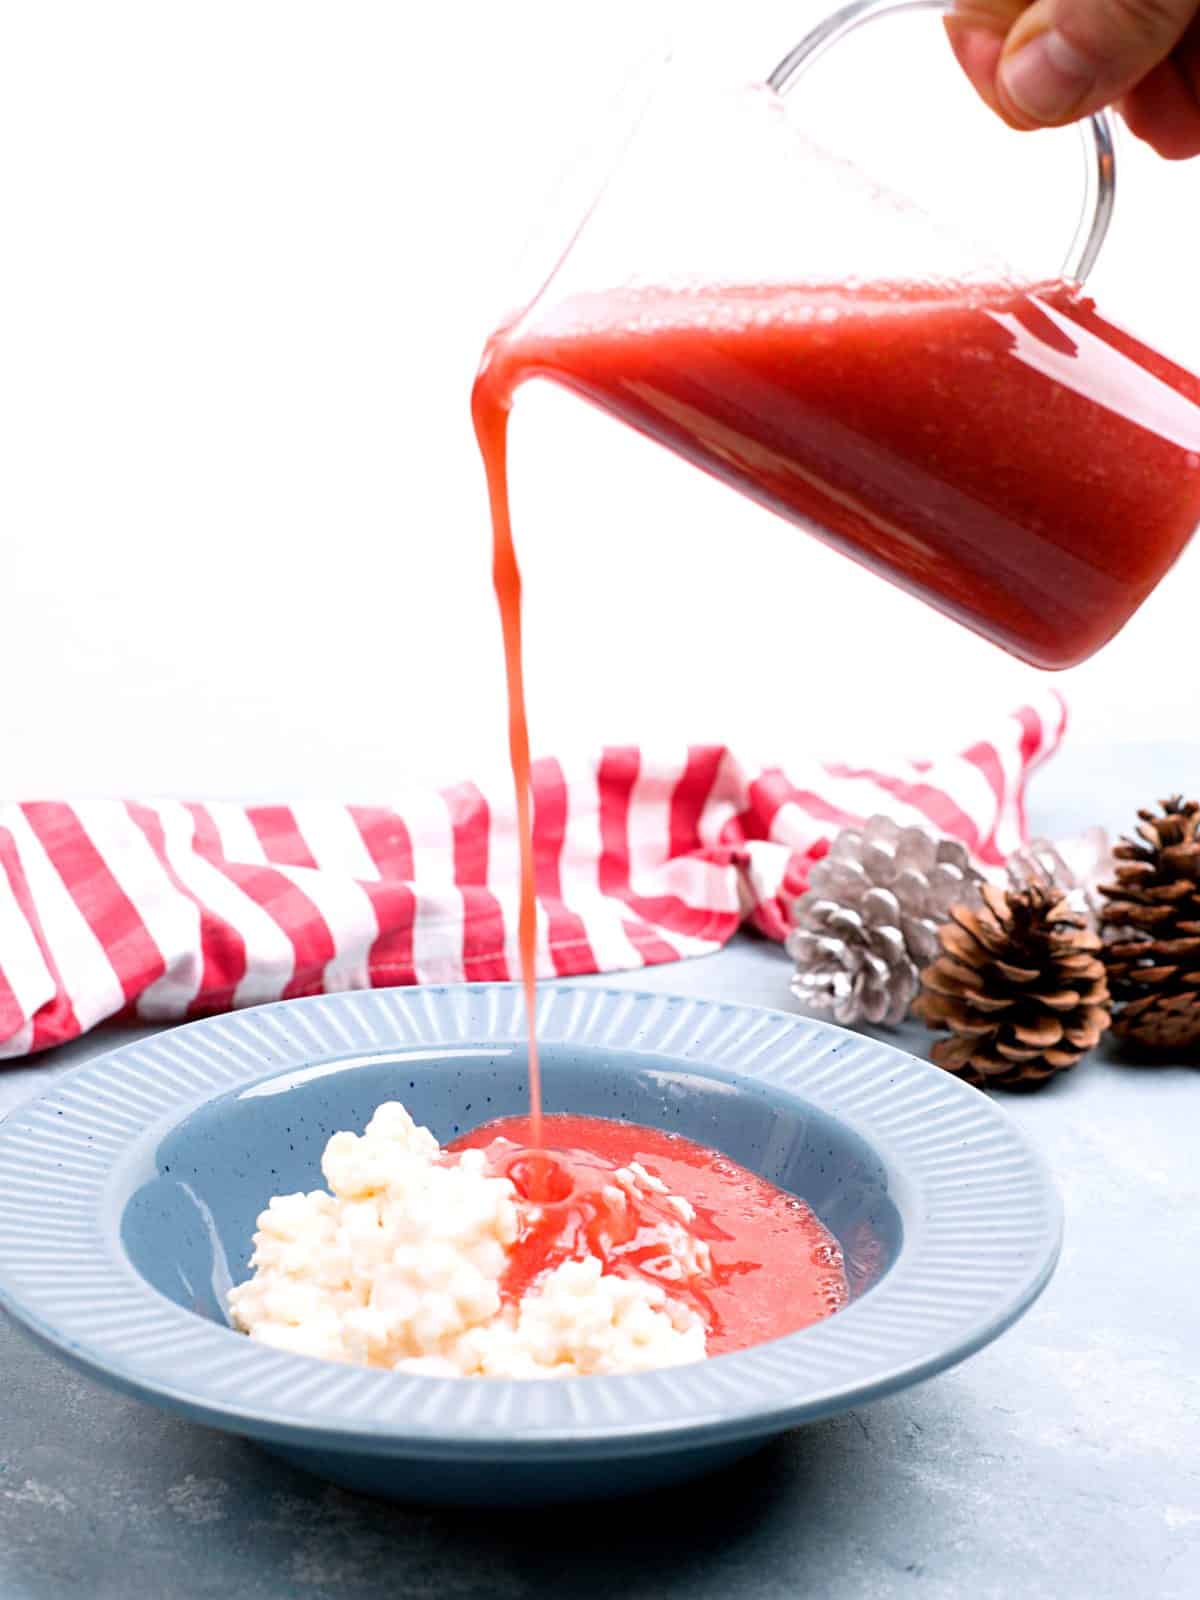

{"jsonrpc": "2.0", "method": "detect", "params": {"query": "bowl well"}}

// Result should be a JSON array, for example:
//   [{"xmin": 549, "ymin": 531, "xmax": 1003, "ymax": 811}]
[{"xmin": 119, "ymin": 1042, "xmax": 905, "ymax": 1327}]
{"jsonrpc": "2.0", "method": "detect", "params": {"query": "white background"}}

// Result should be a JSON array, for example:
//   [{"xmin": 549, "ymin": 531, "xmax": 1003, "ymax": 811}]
[{"xmin": 2, "ymin": 1, "xmax": 1198, "ymax": 802}]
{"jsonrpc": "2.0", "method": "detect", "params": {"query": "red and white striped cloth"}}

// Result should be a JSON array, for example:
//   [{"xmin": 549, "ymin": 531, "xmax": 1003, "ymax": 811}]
[{"xmin": 0, "ymin": 695, "xmax": 1065, "ymax": 1059}]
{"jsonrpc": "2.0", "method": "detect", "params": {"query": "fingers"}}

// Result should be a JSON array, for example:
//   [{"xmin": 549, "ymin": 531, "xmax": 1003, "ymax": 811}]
[
  {"xmin": 946, "ymin": 0, "xmax": 1200, "ymax": 155},
  {"xmin": 993, "ymin": 0, "xmax": 1197, "ymax": 127},
  {"xmin": 945, "ymin": 1, "xmax": 1029, "ymax": 118},
  {"xmin": 1120, "ymin": 20, "xmax": 1200, "ymax": 154},
  {"xmin": 946, "ymin": 16, "xmax": 1007, "ymax": 114}
]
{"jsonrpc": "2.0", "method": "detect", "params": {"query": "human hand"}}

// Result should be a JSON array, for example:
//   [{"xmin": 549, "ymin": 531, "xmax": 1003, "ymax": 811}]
[{"xmin": 945, "ymin": 0, "xmax": 1200, "ymax": 157}]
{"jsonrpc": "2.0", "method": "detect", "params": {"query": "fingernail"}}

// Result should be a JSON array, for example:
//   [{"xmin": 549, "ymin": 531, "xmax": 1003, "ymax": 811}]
[{"xmin": 1000, "ymin": 29, "xmax": 1096, "ymax": 123}]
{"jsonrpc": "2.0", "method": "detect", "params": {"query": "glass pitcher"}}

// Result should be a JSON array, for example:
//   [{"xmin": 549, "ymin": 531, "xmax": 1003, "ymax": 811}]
[{"xmin": 475, "ymin": 0, "xmax": 1200, "ymax": 671}]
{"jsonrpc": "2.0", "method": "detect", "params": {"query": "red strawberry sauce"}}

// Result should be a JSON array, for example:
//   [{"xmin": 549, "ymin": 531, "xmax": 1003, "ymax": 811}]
[{"xmin": 450, "ymin": 1113, "xmax": 849, "ymax": 1356}]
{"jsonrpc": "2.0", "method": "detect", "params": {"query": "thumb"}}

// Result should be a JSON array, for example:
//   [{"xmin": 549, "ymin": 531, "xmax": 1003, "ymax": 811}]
[{"xmin": 992, "ymin": 0, "xmax": 1196, "ymax": 126}]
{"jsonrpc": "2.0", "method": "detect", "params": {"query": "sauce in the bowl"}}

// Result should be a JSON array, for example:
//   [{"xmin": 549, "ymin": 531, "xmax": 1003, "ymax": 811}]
[{"xmin": 450, "ymin": 1113, "xmax": 849, "ymax": 1355}]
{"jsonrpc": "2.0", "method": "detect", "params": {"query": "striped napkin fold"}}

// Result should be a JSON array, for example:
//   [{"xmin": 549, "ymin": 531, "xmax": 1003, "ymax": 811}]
[{"xmin": 0, "ymin": 694, "xmax": 1065, "ymax": 1059}]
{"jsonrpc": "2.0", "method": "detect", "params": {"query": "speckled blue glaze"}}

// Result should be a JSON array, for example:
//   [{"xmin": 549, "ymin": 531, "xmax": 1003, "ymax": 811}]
[{"xmin": 0, "ymin": 986, "xmax": 1061, "ymax": 1506}]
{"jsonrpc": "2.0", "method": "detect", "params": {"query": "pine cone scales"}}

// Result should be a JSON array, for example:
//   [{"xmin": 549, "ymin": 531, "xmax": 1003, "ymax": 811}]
[
  {"xmin": 788, "ymin": 815, "xmax": 982, "ymax": 1027},
  {"xmin": 917, "ymin": 883, "xmax": 1110, "ymax": 1088},
  {"xmin": 1099, "ymin": 796, "xmax": 1200, "ymax": 1050}
]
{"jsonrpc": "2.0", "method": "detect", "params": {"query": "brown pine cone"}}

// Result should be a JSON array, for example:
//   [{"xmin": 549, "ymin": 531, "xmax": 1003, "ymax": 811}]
[
  {"xmin": 1099, "ymin": 796, "xmax": 1200, "ymax": 1051},
  {"xmin": 916, "ymin": 883, "xmax": 1110, "ymax": 1089}
]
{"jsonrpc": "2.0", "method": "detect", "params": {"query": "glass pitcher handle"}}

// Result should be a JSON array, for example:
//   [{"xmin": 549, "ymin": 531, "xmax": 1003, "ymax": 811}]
[{"xmin": 768, "ymin": 0, "xmax": 1116, "ymax": 284}]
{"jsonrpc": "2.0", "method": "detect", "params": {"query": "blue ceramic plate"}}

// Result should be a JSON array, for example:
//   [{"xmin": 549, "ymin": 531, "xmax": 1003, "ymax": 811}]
[{"xmin": 0, "ymin": 986, "xmax": 1060, "ymax": 1505}]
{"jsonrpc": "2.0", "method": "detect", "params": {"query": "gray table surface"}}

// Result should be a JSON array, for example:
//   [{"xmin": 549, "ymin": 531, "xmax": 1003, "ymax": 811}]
[{"xmin": 2, "ymin": 744, "xmax": 1199, "ymax": 1600}]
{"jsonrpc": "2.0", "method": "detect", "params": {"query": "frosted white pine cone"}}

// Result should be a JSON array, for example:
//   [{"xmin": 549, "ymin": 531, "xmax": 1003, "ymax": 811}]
[
  {"xmin": 1006, "ymin": 828, "xmax": 1112, "ymax": 927},
  {"xmin": 787, "ymin": 815, "xmax": 983, "ymax": 1027}
]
